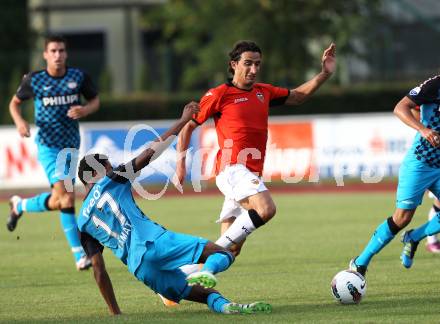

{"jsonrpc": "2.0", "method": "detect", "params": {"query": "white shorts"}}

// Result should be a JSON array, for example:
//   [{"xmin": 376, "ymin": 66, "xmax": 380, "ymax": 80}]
[{"xmin": 215, "ymin": 164, "xmax": 268, "ymax": 223}]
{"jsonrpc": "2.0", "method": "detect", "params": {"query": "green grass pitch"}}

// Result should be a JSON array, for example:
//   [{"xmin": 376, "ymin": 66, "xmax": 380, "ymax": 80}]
[{"xmin": 1, "ymin": 192, "xmax": 439, "ymax": 323}]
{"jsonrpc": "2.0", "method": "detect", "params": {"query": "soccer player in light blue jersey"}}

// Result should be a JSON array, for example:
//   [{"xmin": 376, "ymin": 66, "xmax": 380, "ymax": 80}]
[
  {"xmin": 349, "ymin": 75, "xmax": 440, "ymax": 276},
  {"xmin": 77, "ymin": 102, "xmax": 271, "ymax": 315},
  {"xmin": 7, "ymin": 34, "xmax": 100, "ymax": 270}
]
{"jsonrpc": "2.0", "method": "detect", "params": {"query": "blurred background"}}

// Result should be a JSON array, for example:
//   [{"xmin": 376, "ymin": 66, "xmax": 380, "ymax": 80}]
[{"xmin": 1, "ymin": 0, "xmax": 439, "ymax": 189}]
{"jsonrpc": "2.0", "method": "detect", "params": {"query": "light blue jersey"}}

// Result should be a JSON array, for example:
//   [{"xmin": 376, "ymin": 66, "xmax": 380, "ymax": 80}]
[
  {"xmin": 355, "ymin": 76, "xmax": 440, "ymax": 268},
  {"xmin": 16, "ymin": 68, "xmax": 98, "ymax": 149},
  {"xmin": 406, "ymin": 75, "xmax": 440, "ymax": 167},
  {"xmin": 396, "ymin": 75, "xmax": 440, "ymax": 209},
  {"xmin": 77, "ymin": 165, "xmax": 166, "ymax": 274},
  {"xmin": 78, "ymin": 163, "xmax": 209, "ymax": 301}
]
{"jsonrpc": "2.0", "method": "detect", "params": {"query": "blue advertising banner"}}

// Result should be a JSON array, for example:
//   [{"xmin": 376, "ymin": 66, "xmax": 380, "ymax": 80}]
[{"xmin": 82, "ymin": 123, "xmax": 200, "ymax": 184}]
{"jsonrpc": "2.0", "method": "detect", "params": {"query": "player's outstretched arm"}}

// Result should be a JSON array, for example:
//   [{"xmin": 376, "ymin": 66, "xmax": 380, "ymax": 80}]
[
  {"xmin": 175, "ymin": 120, "xmax": 199, "ymax": 185},
  {"xmin": 131, "ymin": 101, "xmax": 200, "ymax": 172},
  {"xmin": 9, "ymin": 95, "xmax": 30, "ymax": 137},
  {"xmin": 90, "ymin": 252, "xmax": 121, "ymax": 315},
  {"xmin": 285, "ymin": 43, "xmax": 336, "ymax": 106},
  {"xmin": 394, "ymin": 96, "xmax": 440, "ymax": 147}
]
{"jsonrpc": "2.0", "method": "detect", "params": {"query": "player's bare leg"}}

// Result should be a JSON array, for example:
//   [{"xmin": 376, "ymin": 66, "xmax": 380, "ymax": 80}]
[
  {"xmin": 51, "ymin": 181, "xmax": 91, "ymax": 270},
  {"xmin": 48, "ymin": 181, "xmax": 74, "ymax": 210},
  {"xmin": 215, "ymin": 191, "xmax": 275, "ymax": 253},
  {"xmin": 6, "ymin": 181, "xmax": 69, "ymax": 231},
  {"xmin": 240, "ymin": 190, "xmax": 277, "ymax": 222},
  {"xmin": 350, "ymin": 208, "xmax": 414, "ymax": 275}
]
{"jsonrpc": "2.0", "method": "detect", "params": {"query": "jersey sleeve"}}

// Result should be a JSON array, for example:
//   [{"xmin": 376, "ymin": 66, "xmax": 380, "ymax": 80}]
[
  {"xmin": 16, "ymin": 73, "xmax": 34, "ymax": 101},
  {"xmin": 192, "ymin": 89, "xmax": 221, "ymax": 125},
  {"xmin": 80, "ymin": 231, "xmax": 104, "ymax": 257},
  {"xmin": 265, "ymin": 84, "xmax": 289, "ymax": 107},
  {"xmin": 406, "ymin": 76, "xmax": 440, "ymax": 105},
  {"xmin": 80, "ymin": 72, "xmax": 99, "ymax": 100}
]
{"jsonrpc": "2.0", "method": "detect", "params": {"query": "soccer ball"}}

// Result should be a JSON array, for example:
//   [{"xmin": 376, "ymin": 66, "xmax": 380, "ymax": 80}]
[{"xmin": 331, "ymin": 270, "xmax": 366, "ymax": 304}]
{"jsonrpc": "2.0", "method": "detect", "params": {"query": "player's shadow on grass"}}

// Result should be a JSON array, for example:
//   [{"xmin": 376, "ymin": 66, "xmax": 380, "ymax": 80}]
[
  {"xmin": 10, "ymin": 297, "xmax": 439, "ymax": 323},
  {"xmin": 274, "ymin": 295, "xmax": 440, "ymax": 317},
  {"xmin": 14, "ymin": 308, "xmax": 273, "ymax": 323}
]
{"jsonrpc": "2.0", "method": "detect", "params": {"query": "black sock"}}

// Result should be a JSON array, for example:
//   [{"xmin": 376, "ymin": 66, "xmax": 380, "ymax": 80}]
[
  {"xmin": 387, "ymin": 217, "xmax": 401, "ymax": 235},
  {"xmin": 248, "ymin": 209, "xmax": 265, "ymax": 228}
]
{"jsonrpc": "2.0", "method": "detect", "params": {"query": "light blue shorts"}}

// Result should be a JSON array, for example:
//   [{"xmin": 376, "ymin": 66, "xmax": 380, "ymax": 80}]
[
  {"xmin": 396, "ymin": 155, "xmax": 440, "ymax": 209},
  {"xmin": 37, "ymin": 144, "xmax": 78, "ymax": 186},
  {"xmin": 134, "ymin": 231, "xmax": 208, "ymax": 302}
]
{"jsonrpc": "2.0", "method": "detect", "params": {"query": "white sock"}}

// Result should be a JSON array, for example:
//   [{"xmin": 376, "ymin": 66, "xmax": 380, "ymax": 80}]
[
  {"xmin": 215, "ymin": 211, "xmax": 257, "ymax": 248},
  {"xmin": 427, "ymin": 207, "xmax": 439, "ymax": 244},
  {"xmin": 179, "ymin": 264, "xmax": 201, "ymax": 275},
  {"xmin": 21, "ymin": 199, "xmax": 27, "ymax": 212}
]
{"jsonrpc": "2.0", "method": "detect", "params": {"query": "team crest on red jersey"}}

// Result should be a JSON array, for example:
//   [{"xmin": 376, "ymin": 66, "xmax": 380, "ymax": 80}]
[{"xmin": 256, "ymin": 92, "xmax": 264, "ymax": 102}]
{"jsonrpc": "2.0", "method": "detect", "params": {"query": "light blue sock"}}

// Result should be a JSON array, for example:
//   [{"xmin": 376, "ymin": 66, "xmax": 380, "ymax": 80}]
[
  {"xmin": 60, "ymin": 209, "xmax": 85, "ymax": 262},
  {"xmin": 207, "ymin": 293, "xmax": 230, "ymax": 313},
  {"xmin": 202, "ymin": 251, "xmax": 234, "ymax": 274},
  {"xmin": 356, "ymin": 220, "xmax": 395, "ymax": 267},
  {"xmin": 21, "ymin": 192, "xmax": 51, "ymax": 213},
  {"xmin": 410, "ymin": 212, "xmax": 440, "ymax": 242}
]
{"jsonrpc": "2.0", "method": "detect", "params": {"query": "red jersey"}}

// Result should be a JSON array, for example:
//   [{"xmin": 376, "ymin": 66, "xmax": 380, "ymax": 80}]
[{"xmin": 193, "ymin": 81, "xmax": 289, "ymax": 175}]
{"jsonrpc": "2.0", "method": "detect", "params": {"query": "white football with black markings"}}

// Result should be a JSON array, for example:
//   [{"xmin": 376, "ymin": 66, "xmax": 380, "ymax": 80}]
[{"xmin": 331, "ymin": 270, "xmax": 366, "ymax": 304}]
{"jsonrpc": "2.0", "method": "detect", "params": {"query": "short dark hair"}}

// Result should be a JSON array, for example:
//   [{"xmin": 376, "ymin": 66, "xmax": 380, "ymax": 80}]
[
  {"xmin": 78, "ymin": 154, "xmax": 109, "ymax": 185},
  {"xmin": 44, "ymin": 34, "xmax": 67, "ymax": 50},
  {"xmin": 228, "ymin": 40, "xmax": 262, "ymax": 75}
]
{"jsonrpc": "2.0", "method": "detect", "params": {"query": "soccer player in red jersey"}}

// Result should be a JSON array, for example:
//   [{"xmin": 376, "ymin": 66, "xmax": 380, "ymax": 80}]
[{"xmin": 176, "ymin": 40, "xmax": 336, "ymax": 256}]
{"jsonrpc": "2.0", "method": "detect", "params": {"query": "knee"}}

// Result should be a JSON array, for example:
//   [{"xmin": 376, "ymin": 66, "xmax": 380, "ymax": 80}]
[
  {"xmin": 392, "ymin": 210, "xmax": 413, "ymax": 228},
  {"xmin": 48, "ymin": 193, "xmax": 61, "ymax": 210},
  {"xmin": 256, "ymin": 204, "xmax": 276, "ymax": 222},
  {"xmin": 59, "ymin": 193, "xmax": 75, "ymax": 209}
]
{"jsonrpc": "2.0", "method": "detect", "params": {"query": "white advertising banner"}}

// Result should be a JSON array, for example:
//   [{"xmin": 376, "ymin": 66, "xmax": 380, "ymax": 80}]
[
  {"xmin": 0, "ymin": 113, "xmax": 419, "ymax": 189},
  {"xmin": 0, "ymin": 127, "xmax": 47, "ymax": 188},
  {"xmin": 312, "ymin": 114, "xmax": 417, "ymax": 182},
  {"xmin": 0, "ymin": 121, "xmax": 199, "ymax": 190}
]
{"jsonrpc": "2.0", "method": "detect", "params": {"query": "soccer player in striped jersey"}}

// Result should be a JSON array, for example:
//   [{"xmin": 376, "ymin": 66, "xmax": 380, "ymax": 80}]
[
  {"xmin": 410, "ymin": 107, "xmax": 440, "ymax": 253},
  {"xmin": 350, "ymin": 75, "xmax": 440, "ymax": 275},
  {"xmin": 7, "ymin": 34, "xmax": 100, "ymax": 270}
]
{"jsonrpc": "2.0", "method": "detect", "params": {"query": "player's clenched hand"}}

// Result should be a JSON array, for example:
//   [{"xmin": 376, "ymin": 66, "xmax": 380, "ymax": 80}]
[
  {"xmin": 181, "ymin": 101, "xmax": 200, "ymax": 122},
  {"xmin": 420, "ymin": 127, "xmax": 440, "ymax": 147},
  {"xmin": 322, "ymin": 43, "xmax": 336, "ymax": 74},
  {"xmin": 67, "ymin": 105, "xmax": 88, "ymax": 119},
  {"xmin": 17, "ymin": 120, "xmax": 30, "ymax": 137}
]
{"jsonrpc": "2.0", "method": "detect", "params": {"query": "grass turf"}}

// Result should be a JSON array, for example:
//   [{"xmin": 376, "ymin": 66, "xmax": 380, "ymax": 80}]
[{"xmin": 0, "ymin": 192, "xmax": 439, "ymax": 323}]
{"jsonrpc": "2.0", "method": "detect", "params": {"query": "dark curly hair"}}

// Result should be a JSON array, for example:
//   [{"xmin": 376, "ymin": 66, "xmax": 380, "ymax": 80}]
[
  {"xmin": 77, "ymin": 154, "xmax": 109, "ymax": 185},
  {"xmin": 228, "ymin": 40, "xmax": 262, "ymax": 75}
]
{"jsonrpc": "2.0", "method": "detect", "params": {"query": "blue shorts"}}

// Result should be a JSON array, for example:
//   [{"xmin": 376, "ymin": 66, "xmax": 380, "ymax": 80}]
[
  {"xmin": 396, "ymin": 155, "xmax": 440, "ymax": 209},
  {"xmin": 37, "ymin": 144, "xmax": 78, "ymax": 185},
  {"xmin": 134, "ymin": 231, "xmax": 208, "ymax": 302}
]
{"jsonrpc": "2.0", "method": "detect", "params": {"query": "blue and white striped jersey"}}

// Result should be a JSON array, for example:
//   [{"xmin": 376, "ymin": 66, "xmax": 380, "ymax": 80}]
[{"xmin": 16, "ymin": 67, "xmax": 97, "ymax": 149}]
